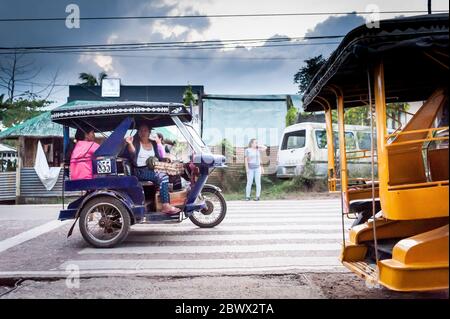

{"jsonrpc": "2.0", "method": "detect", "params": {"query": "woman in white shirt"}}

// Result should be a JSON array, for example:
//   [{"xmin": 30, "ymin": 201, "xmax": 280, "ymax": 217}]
[
  {"xmin": 125, "ymin": 124, "xmax": 180, "ymax": 214},
  {"xmin": 244, "ymin": 138, "xmax": 267, "ymax": 201}
]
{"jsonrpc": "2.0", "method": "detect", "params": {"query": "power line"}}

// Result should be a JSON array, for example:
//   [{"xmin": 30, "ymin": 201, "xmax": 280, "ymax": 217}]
[
  {"xmin": 0, "ymin": 41, "xmax": 341, "ymax": 55},
  {"xmin": 0, "ymin": 35, "xmax": 344, "ymax": 51},
  {"xmin": 0, "ymin": 10, "xmax": 448, "ymax": 22},
  {"xmin": 12, "ymin": 52, "xmax": 309, "ymax": 60},
  {"xmin": 3, "ymin": 27, "xmax": 446, "ymax": 54}
]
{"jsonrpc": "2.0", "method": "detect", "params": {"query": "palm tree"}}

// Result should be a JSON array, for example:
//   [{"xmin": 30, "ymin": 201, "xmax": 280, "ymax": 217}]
[
  {"xmin": 98, "ymin": 71, "xmax": 108, "ymax": 83},
  {"xmin": 78, "ymin": 72, "xmax": 98, "ymax": 86},
  {"xmin": 78, "ymin": 72, "xmax": 108, "ymax": 86}
]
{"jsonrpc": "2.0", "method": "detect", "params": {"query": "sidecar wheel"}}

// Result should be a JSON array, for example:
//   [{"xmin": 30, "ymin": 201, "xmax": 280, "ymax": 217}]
[{"xmin": 79, "ymin": 196, "xmax": 130, "ymax": 248}]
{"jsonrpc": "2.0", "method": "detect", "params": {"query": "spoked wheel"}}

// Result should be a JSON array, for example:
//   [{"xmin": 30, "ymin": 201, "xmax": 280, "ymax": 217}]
[
  {"xmin": 189, "ymin": 187, "xmax": 227, "ymax": 228},
  {"xmin": 79, "ymin": 196, "xmax": 130, "ymax": 248}
]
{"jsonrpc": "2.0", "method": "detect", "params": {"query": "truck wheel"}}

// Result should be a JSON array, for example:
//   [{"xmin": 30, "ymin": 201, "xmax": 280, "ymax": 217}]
[
  {"xmin": 189, "ymin": 187, "xmax": 227, "ymax": 228},
  {"xmin": 79, "ymin": 196, "xmax": 130, "ymax": 248}
]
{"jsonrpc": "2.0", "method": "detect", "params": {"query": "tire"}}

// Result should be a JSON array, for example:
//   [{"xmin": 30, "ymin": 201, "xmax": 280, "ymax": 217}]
[
  {"xmin": 79, "ymin": 196, "xmax": 131, "ymax": 248},
  {"xmin": 189, "ymin": 187, "xmax": 227, "ymax": 228}
]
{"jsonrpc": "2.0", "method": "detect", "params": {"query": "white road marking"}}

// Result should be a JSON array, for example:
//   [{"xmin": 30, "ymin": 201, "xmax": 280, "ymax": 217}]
[
  {"xmin": 60, "ymin": 256, "xmax": 343, "ymax": 272},
  {"xmin": 0, "ymin": 265, "xmax": 347, "ymax": 278},
  {"xmin": 0, "ymin": 220, "xmax": 70, "ymax": 253},
  {"xmin": 227, "ymin": 200, "xmax": 340, "ymax": 203},
  {"xmin": 131, "ymin": 224, "xmax": 350, "ymax": 231},
  {"xmin": 126, "ymin": 232, "xmax": 343, "ymax": 242},
  {"xmin": 223, "ymin": 213, "xmax": 341, "ymax": 217},
  {"xmin": 80, "ymin": 243, "xmax": 341, "ymax": 255},
  {"xmin": 220, "ymin": 218, "xmax": 345, "ymax": 224},
  {"xmin": 0, "ymin": 200, "xmax": 352, "ymax": 277},
  {"xmin": 226, "ymin": 207, "xmax": 340, "ymax": 211}
]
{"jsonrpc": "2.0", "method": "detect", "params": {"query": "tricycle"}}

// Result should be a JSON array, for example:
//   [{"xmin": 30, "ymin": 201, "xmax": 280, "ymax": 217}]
[{"xmin": 50, "ymin": 101, "xmax": 227, "ymax": 248}]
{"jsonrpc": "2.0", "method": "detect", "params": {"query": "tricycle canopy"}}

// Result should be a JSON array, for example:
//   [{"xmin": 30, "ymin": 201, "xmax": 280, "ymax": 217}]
[
  {"xmin": 50, "ymin": 100, "xmax": 192, "ymax": 131},
  {"xmin": 302, "ymin": 13, "xmax": 449, "ymax": 112}
]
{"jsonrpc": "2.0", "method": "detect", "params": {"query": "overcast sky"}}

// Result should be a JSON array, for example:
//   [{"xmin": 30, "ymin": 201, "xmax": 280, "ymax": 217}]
[{"xmin": 0, "ymin": 0, "xmax": 448, "ymax": 106}]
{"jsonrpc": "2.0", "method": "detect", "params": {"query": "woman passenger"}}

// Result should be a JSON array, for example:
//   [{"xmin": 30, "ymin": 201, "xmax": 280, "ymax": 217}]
[
  {"xmin": 125, "ymin": 124, "xmax": 180, "ymax": 215},
  {"xmin": 70, "ymin": 129, "xmax": 100, "ymax": 180},
  {"xmin": 154, "ymin": 132, "xmax": 166, "ymax": 158}
]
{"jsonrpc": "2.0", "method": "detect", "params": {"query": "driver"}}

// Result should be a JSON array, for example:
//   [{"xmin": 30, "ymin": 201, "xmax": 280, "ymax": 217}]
[{"xmin": 124, "ymin": 124, "xmax": 181, "ymax": 215}]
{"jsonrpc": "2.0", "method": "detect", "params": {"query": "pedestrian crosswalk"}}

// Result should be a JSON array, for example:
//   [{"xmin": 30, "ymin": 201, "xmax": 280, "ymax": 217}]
[{"xmin": 59, "ymin": 199, "xmax": 352, "ymax": 275}]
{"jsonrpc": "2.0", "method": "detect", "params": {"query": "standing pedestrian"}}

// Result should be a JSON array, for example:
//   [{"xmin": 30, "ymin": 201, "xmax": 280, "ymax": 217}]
[{"xmin": 244, "ymin": 138, "xmax": 267, "ymax": 201}]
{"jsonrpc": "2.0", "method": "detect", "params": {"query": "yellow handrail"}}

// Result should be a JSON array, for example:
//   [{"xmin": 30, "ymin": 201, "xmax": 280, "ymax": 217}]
[
  {"xmin": 388, "ymin": 180, "xmax": 449, "ymax": 190},
  {"xmin": 385, "ymin": 136, "xmax": 448, "ymax": 148},
  {"xmin": 386, "ymin": 126, "xmax": 449, "ymax": 139}
]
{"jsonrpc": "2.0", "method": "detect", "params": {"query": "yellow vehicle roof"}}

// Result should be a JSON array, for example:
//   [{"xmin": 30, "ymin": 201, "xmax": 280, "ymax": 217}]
[{"xmin": 303, "ymin": 13, "xmax": 449, "ymax": 112}]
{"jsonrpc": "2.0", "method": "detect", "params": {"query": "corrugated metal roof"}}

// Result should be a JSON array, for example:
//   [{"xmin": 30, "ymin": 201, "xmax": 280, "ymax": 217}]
[
  {"xmin": 0, "ymin": 143, "xmax": 16, "ymax": 152},
  {"xmin": 203, "ymin": 94, "xmax": 289, "ymax": 101},
  {"xmin": 0, "ymin": 101, "xmax": 109, "ymax": 139},
  {"xmin": 0, "ymin": 111, "xmax": 67, "ymax": 139}
]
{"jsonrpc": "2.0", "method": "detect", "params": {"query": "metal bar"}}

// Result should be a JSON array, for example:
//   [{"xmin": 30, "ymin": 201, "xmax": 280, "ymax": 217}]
[
  {"xmin": 331, "ymin": 86, "xmax": 347, "ymax": 249},
  {"xmin": 388, "ymin": 180, "xmax": 448, "ymax": 190},
  {"xmin": 367, "ymin": 67, "xmax": 379, "ymax": 272},
  {"xmin": 386, "ymin": 126, "xmax": 449, "ymax": 138},
  {"xmin": 318, "ymin": 97, "xmax": 337, "ymax": 192},
  {"xmin": 385, "ymin": 136, "xmax": 448, "ymax": 148},
  {"xmin": 423, "ymin": 52, "xmax": 449, "ymax": 69},
  {"xmin": 336, "ymin": 89, "xmax": 349, "ymax": 208}
]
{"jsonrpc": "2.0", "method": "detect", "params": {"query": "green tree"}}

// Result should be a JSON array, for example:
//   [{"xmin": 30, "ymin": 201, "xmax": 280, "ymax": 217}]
[
  {"xmin": 0, "ymin": 98, "xmax": 49, "ymax": 127},
  {"xmin": 183, "ymin": 85, "xmax": 197, "ymax": 106},
  {"xmin": 330, "ymin": 103, "xmax": 409, "ymax": 127},
  {"xmin": 78, "ymin": 72, "xmax": 108, "ymax": 86},
  {"xmin": 286, "ymin": 105, "xmax": 298, "ymax": 126},
  {"xmin": 294, "ymin": 55, "xmax": 326, "ymax": 94},
  {"xmin": 293, "ymin": 55, "xmax": 409, "ymax": 127}
]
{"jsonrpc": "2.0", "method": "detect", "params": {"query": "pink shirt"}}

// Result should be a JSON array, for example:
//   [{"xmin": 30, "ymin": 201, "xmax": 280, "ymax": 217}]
[
  {"xmin": 70, "ymin": 141, "xmax": 100, "ymax": 180},
  {"xmin": 157, "ymin": 143, "xmax": 166, "ymax": 158}
]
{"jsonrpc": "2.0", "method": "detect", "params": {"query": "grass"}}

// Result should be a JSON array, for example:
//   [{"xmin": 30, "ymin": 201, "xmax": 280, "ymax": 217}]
[{"xmin": 222, "ymin": 175, "xmax": 336, "ymax": 201}]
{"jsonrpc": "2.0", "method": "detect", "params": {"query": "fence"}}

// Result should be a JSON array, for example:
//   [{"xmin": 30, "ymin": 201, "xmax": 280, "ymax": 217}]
[
  {"xmin": 0, "ymin": 168, "xmax": 81, "ymax": 203},
  {"xmin": 0, "ymin": 172, "xmax": 16, "ymax": 201}
]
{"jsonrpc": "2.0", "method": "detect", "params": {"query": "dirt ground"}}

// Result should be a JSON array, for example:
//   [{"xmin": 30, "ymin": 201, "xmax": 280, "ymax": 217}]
[{"xmin": 1, "ymin": 272, "xmax": 448, "ymax": 299}]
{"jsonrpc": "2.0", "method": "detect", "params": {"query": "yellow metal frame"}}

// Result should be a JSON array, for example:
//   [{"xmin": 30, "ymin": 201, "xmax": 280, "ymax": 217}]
[
  {"xmin": 332, "ymin": 60, "xmax": 448, "ymax": 292},
  {"xmin": 318, "ymin": 97, "xmax": 337, "ymax": 192}
]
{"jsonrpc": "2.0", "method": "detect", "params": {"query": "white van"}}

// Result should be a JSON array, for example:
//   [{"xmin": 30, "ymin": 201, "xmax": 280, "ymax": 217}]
[{"xmin": 276, "ymin": 122, "xmax": 374, "ymax": 179}]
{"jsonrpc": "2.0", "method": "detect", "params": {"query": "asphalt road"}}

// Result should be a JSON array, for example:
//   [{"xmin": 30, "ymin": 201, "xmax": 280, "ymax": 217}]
[{"xmin": 0, "ymin": 200, "xmax": 447, "ymax": 299}]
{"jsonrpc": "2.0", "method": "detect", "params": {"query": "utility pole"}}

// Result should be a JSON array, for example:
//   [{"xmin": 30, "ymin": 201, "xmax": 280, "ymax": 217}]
[{"xmin": 428, "ymin": 0, "xmax": 432, "ymax": 14}]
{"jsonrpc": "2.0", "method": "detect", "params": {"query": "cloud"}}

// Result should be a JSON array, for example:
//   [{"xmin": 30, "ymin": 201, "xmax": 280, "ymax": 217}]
[
  {"xmin": 0, "ymin": 2, "xmax": 370, "ymax": 104},
  {"xmin": 77, "ymin": 53, "xmax": 118, "ymax": 77},
  {"xmin": 93, "ymin": 55, "xmax": 115, "ymax": 73}
]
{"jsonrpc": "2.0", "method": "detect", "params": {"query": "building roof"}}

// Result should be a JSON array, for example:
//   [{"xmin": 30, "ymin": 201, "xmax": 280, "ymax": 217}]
[
  {"xmin": 0, "ymin": 111, "xmax": 68, "ymax": 139},
  {"xmin": 68, "ymin": 85, "xmax": 204, "ymax": 103},
  {"xmin": 0, "ymin": 100, "xmax": 177, "ymax": 140}
]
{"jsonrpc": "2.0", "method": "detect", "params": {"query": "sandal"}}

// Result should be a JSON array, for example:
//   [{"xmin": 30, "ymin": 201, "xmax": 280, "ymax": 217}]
[{"xmin": 161, "ymin": 206, "xmax": 181, "ymax": 215}]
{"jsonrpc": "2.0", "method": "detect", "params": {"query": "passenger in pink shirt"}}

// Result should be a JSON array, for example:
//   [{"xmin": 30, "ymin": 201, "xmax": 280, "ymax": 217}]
[
  {"xmin": 70, "ymin": 129, "xmax": 100, "ymax": 180},
  {"xmin": 154, "ymin": 132, "xmax": 166, "ymax": 158}
]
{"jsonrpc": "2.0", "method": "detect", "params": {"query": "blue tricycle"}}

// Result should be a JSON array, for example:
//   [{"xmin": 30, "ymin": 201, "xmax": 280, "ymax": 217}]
[{"xmin": 51, "ymin": 101, "xmax": 227, "ymax": 248}]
